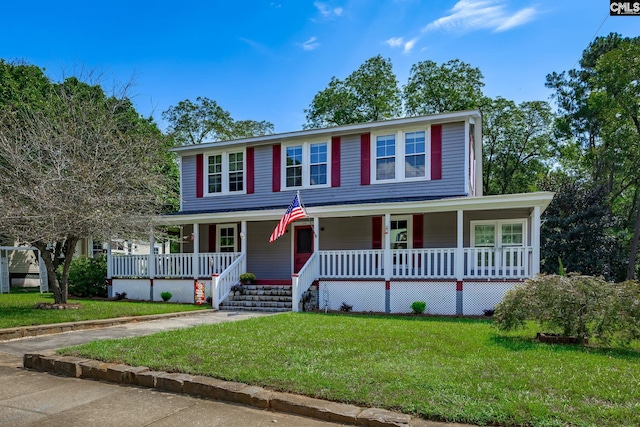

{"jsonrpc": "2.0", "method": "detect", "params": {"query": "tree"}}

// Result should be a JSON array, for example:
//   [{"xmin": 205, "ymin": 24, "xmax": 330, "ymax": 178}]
[
  {"xmin": 304, "ymin": 55, "xmax": 401, "ymax": 128},
  {"xmin": 546, "ymin": 33, "xmax": 640, "ymax": 279},
  {"xmin": 162, "ymin": 96, "xmax": 274, "ymax": 145},
  {"xmin": 0, "ymin": 67, "xmax": 175, "ymax": 304},
  {"xmin": 403, "ymin": 59, "xmax": 485, "ymax": 116},
  {"xmin": 540, "ymin": 178, "xmax": 625, "ymax": 281},
  {"xmin": 481, "ymin": 97, "xmax": 556, "ymax": 195}
]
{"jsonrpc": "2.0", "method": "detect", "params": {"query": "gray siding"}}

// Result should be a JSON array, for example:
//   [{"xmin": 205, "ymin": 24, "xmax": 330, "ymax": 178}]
[
  {"xmin": 320, "ymin": 217, "xmax": 372, "ymax": 250},
  {"xmin": 246, "ymin": 221, "xmax": 291, "ymax": 279},
  {"xmin": 180, "ymin": 122, "xmax": 467, "ymax": 213},
  {"xmin": 424, "ymin": 212, "xmax": 457, "ymax": 248}
]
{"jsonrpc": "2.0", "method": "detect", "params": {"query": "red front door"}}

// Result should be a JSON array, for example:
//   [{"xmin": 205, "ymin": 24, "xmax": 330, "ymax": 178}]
[{"xmin": 294, "ymin": 225, "xmax": 314, "ymax": 273}]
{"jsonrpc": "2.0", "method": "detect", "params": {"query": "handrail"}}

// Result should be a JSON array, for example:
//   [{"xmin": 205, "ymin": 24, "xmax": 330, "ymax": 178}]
[
  {"xmin": 211, "ymin": 253, "xmax": 246, "ymax": 309},
  {"xmin": 292, "ymin": 253, "xmax": 319, "ymax": 312}
]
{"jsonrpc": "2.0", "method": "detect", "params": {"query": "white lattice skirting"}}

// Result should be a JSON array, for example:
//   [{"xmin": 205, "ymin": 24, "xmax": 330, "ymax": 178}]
[{"xmin": 319, "ymin": 280, "xmax": 522, "ymax": 315}]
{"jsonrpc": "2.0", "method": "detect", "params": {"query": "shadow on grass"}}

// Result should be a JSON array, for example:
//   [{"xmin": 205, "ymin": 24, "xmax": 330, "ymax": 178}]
[
  {"xmin": 301, "ymin": 310, "xmax": 494, "ymax": 324},
  {"xmin": 489, "ymin": 333, "xmax": 640, "ymax": 360}
]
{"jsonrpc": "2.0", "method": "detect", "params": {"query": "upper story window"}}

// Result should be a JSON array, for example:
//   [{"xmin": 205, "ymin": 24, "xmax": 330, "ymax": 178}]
[
  {"xmin": 283, "ymin": 141, "xmax": 330, "ymax": 189},
  {"xmin": 206, "ymin": 151, "xmax": 245, "ymax": 195},
  {"xmin": 372, "ymin": 129, "xmax": 430, "ymax": 183}
]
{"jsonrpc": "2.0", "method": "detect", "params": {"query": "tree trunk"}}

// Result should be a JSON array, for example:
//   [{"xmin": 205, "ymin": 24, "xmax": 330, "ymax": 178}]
[
  {"xmin": 627, "ymin": 198, "xmax": 640, "ymax": 280},
  {"xmin": 34, "ymin": 237, "xmax": 78, "ymax": 304}
]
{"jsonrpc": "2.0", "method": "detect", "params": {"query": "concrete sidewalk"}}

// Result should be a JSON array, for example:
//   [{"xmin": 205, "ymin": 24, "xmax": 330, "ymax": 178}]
[{"xmin": 0, "ymin": 310, "xmax": 470, "ymax": 427}]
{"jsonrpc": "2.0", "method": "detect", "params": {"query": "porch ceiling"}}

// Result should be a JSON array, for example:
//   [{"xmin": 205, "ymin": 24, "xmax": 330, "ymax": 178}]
[{"xmin": 160, "ymin": 191, "xmax": 554, "ymax": 225}]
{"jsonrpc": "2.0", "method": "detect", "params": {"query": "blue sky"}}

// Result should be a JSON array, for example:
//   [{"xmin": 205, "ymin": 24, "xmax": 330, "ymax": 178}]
[{"xmin": 1, "ymin": 1, "xmax": 638, "ymax": 133}]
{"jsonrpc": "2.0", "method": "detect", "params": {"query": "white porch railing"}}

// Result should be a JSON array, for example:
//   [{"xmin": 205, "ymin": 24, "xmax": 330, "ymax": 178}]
[
  {"xmin": 292, "ymin": 252, "xmax": 319, "ymax": 313},
  {"xmin": 111, "ymin": 252, "xmax": 241, "ymax": 278},
  {"xmin": 464, "ymin": 247, "xmax": 532, "ymax": 279},
  {"xmin": 393, "ymin": 249, "xmax": 456, "ymax": 278},
  {"xmin": 211, "ymin": 253, "xmax": 246, "ymax": 309},
  {"xmin": 199, "ymin": 252, "xmax": 241, "ymax": 277},
  {"xmin": 319, "ymin": 250, "xmax": 384, "ymax": 278},
  {"xmin": 110, "ymin": 254, "xmax": 149, "ymax": 277},
  {"xmin": 318, "ymin": 247, "xmax": 532, "ymax": 280},
  {"xmin": 154, "ymin": 253, "xmax": 193, "ymax": 278}
]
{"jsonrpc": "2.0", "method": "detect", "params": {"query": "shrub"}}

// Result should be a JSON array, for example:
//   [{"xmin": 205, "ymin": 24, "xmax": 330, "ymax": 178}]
[
  {"xmin": 494, "ymin": 274, "xmax": 640, "ymax": 345},
  {"xmin": 239, "ymin": 272, "xmax": 256, "ymax": 282},
  {"xmin": 62, "ymin": 255, "xmax": 107, "ymax": 298},
  {"xmin": 411, "ymin": 301, "xmax": 427, "ymax": 314},
  {"xmin": 339, "ymin": 302, "xmax": 353, "ymax": 312},
  {"xmin": 160, "ymin": 291, "xmax": 172, "ymax": 302}
]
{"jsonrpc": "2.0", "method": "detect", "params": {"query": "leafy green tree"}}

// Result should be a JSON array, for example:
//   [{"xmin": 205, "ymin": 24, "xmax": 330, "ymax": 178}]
[
  {"xmin": 540, "ymin": 178, "xmax": 625, "ymax": 281},
  {"xmin": 0, "ymin": 65, "xmax": 175, "ymax": 304},
  {"xmin": 162, "ymin": 96, "xmax": 274, "ymax": 145},
  {"xmin": 403, "ymin": 59, "xmax": 484, "ymax": 116},
  {"xmin": 546, "ymin": 33, "xmax": 640, "ymax": 279},
  {"xmin": 481, "ymin": 97, "xmax": 556, "ymax": 195},
  {"xmin": 304, "ymin": 55, "xmax": 401, "ymax": 128}
]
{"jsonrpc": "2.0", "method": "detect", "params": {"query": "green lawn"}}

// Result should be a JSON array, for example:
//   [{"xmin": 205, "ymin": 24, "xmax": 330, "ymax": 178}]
[
  {"xmin": 0, "ymin": 292, "xmax": 208, "ymax": 329},
  {"xmin": 61, "ymin": 312, "xmax": 640, "ymax": 427}
]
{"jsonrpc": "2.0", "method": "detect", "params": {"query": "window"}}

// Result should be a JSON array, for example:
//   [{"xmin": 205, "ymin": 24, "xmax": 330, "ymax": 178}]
[
  {"xmin": 310, "ymin": 143, "xmax": 327, "ymax": 185},
  {"xmin": 206, "ymin": 151, "xmax": 245, "ymax": 195},
  {"xmin": 286, "ymin": 146, "xmax": 303, "ymax": 187},
  {"xmin": 390, "ymin": 219, "xmax": 408, "ymax": 249},
  {"xmin": 404, "ymin": 131, "xmax": 426, "ymax": 178},
  {"xmin": 376, "ymin": 134, "xmax": 396, "ymax": 180},
  {"xmin": 283, "ymin": 141, "xmax": 330, "ymax": 188},
  {"xmin": 372, "ymin": 129, "xmax": 430, "ymax": 183},
  {"xmin": 217, "ymin": 224, "xmax": 237, "ymax": 253},
  {"xmin": 471, "ymin": 220, "xmax": 527, "ymax": 247}
]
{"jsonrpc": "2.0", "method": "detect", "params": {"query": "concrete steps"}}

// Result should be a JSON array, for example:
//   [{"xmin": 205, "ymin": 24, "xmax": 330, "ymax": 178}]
[{"xmin": 219, "ymin": 285, "xmax": 292, "ymax": 313}]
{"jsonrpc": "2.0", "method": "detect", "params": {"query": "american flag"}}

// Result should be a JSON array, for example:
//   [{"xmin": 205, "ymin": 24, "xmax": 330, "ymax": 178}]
[{"xmin": 269, "ymin": 193, "xmax": 307, "ymax": 243}]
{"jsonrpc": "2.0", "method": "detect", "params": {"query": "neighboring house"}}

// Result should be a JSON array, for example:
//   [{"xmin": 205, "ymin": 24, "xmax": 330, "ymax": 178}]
[{"xmin": 108, "ymin": 110, "xmax": 554, "ymax": 314}]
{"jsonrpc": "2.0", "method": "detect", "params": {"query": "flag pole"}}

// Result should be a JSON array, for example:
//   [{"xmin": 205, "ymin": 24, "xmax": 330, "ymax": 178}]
[{"xmin": 297, "ymin": 191, "xmax": 317, "ymax": 238}]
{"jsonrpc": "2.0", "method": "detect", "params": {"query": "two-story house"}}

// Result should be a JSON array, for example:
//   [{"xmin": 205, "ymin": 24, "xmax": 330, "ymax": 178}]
[{"xmin": 107, "ymin": 110, "xmax": 554, "ymax": 315}]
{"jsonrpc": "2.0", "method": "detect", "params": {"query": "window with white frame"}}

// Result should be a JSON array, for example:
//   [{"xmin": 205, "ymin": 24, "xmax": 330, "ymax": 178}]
[
  {"xmin": 217, "ymin": 224, "xmax": 237, "ymax": 252},
  {"xmin": 471, "ymin": 220, "xmax": 527, "ymax": 247},
  {"xmin": 404, "ymin": 131, "xmax": 426, "ymax": 178},
  {"xmin": 372, "ymin": 129, "xmax": 429, "ymax": 182},
  {"xmin": 375, "ymin": 134, "xmax": 396, "ymax": 181},
  {"xmin": 206, "ymin": 151, "xmax": 244, "ymax": 195},
  {"xmin": 283, "ymin": 141, "xmax": 329, "ymax": 188}
]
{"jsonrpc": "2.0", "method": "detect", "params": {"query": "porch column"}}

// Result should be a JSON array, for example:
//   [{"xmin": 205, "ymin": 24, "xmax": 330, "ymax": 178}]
[
  {"xmin": 531, "ymin": 206, "xmax": 541, "ymax": 276},
  {"xmin": 384, "ymin": 213, "xmax": 391, "ymax": 313},
  {"xmin": 193, "ymin": 223, "xmax": 200, "ymax": 279},
  {"xmin": 106, "ymin": 239, "xmax": 113, "ymax": 298},
  {"xmin": 240, "ymin": 221, "xmax": 247, "ymax": 254},
  {"xmin": 313, "ymin": 217, "xmax": 319, "ymax": 253},
  {"xmin": 456, "ymin": 210, "xmax": 464, "ymax": 315},
  {"xmin": 149, "ymin": 232, "xmax": 155, "ymax": 300}
]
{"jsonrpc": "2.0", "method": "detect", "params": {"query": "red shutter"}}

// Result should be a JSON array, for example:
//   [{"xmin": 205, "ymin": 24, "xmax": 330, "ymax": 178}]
[
  {"xmin": 196, "ymin": 154, "xmax": 204, "ymax": 198},
  {"xmin": 413, "ymin": 214, "xmax": 424, "ymax": 249},
  {"xmin": 361, "ymin": 133, "xmax": 371, "ymax": 185},
  {"xmin": 272, "ymin": 144, "xmax": 281, "ymax": 192},
  {"xmin": 246, "ymin": 147, "xmax": 254, "ymax": 194},
  {"xmin": 331, "ymin": 136, "xmax": 341, "ymax": 187},
  {"xmin": 431, "ymin": 125, "xmax": 442, "ymax": 180},
  {"xmin": 208, "ymin": 225, "xmax": 216, "ymax": 252},
  {"xmin": 372, "ymin": 216, "xmax": 382, "ymax": 249}
]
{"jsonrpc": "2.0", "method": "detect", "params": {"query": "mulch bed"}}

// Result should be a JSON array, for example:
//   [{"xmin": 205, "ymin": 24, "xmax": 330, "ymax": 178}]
[{"xmin": 33, "ymin": 302, "xmax": 83, "ymax": 310}]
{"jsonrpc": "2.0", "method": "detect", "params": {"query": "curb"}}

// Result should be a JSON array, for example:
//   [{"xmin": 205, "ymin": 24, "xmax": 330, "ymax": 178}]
[
  {"xmin": 0, "ymin": 309, "xmax": 215, "ymax": 342},
  {"xmin": 22, "ymin": 353, "xmax": 471, "ymax": 427}
]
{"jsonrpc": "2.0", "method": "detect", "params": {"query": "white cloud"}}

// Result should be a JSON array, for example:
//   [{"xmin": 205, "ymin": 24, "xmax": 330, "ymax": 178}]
[
  {"xmin": 385, "ymin": 36, "xmax": 418, "ymax": 54},
  {"xmin": 385, "ymin": 37, "xmax": 404, "ymax": 47},
  {"xmin": 423, "ymin": 0, "xmax": 537, "ymax": 33},
  {"xmin": 403, "ymin": 38, "xmax": 417, "ymax": 53},
  {"xmin": 314, "ymin": 2, "xmax": 343, "ymax": 18},
  {"xmin": 301, "ymin": 36, "xmax": 320, "ymax": 51}
]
